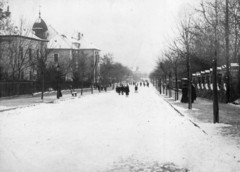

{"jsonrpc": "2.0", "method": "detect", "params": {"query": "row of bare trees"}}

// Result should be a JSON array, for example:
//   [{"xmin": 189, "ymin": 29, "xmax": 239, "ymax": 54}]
[
  {"xmin": 150, "ymin": 0, "xmax": 240, "ymax": 123},
  {"xmin": 99, "ymin": 53, "xmax": 132, "ymax": 86}
]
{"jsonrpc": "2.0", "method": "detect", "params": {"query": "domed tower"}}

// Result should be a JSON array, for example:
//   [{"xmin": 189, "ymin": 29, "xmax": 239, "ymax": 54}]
[{"xmin": 32, "ymin": 11, "xmax": 48, "ymax": 39}]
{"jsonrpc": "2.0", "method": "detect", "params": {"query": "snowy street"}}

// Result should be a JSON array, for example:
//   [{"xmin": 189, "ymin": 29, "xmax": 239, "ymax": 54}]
[{"xmin": 0, "ymin": 85, "xmax": 240, "ymax": 172}]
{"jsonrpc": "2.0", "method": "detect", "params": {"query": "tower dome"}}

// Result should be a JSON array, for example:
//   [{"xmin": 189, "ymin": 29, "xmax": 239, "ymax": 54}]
[{"xmin": 32, "ymin": 12, "xmax": 48, "ymax": 39}]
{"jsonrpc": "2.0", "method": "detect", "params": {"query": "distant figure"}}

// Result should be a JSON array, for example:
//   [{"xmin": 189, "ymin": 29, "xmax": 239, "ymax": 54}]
[
  {"xmin": 181, "ymin": 86, "xmax": 188, "ymax": 103},
  {"xmin": 135, "ymin": 85, "xmax": 138, "ymax": 93},
  {"xmin": 192, "ymin": 85, "xmax": 197, "ymax": 103},
  {"xmin": 121, "ymin": 85, "xmax": 124, "ymax": 95},
  {"xmin": 140, "ymin": 82, "xmax": 142, "ymax": 86},
  {"xmin": 143, "ymin": 82, "xmax": 145, "ymax": 87},
  {"xmin": 116, "ymin": 86, "xmax": 120, "ymax": 95},
  {"xmin": 125, "ymin": 85, "xmax": 130, "ymax": 97},
  {"xmin": 97, "ymin": 85, "xmax": 101, "ymax": 92},
  {"xmin": 147, "ymin": 82, "xmax": 149, "ymax": 87},
  {"xmin": 181, "ymin": 85, "xmax": 197, "ymax": 103},
  {"xmin": 57, "ymin": 89, "xmax": 62, "ymax": 99}
]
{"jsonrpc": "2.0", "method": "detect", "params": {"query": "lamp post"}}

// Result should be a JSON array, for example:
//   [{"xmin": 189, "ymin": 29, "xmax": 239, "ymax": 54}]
[{"xmin": 56, "ymin": 64, "xmax": 60, "ymax": 99}]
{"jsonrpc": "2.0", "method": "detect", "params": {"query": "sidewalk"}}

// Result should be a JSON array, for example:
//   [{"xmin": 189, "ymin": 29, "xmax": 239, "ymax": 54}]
[
  {"xmin": 0, "ymin": 87, "xmax": 113, "ymax": 112},
  {"xmin": 154, "ymin": 87, "xmax": 240, "ymax": 145}
]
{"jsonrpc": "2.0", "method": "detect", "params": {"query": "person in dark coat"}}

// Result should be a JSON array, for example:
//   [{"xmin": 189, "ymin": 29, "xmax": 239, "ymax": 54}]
[
  {"xmin": 116, "ymin": 86, "xmax": 120, "ymax": 95},
  {"xmin": 125, "ymin": 85, "xmax": 130, "ymax": 97},
  {"xmin": 191, "ymin": 85, "xmax": 197, "ymax": 103},
  {"xmin": 135, "ymin": 85, "xmax": 138, "ymax": 92},
  {"xmin": 181, "ymin": 86, "xmax": 188, "ymax": 103},
  {"xmin": 120, "ymin": 85, "xmax": 124, "ymax": 95},
  {"xmin": 97, "ymin": 85, "xmax": 101, "ymax": 92},
  {"xmin": 181, "ymin": 84, "xmax": 197, "ymax": 103}
]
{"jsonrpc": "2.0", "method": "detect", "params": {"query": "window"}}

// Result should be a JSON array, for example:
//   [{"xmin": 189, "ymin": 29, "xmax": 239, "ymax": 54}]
[{"xmin": 54, "ymin": 54, "xmax": 59, "ymax": 63}]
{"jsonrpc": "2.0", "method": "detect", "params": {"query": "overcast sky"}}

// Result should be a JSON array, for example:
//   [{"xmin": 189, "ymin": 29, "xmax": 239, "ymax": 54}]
[{"xmin": 8, "ymin": 0, "xmax": 200, "ymax": 73}]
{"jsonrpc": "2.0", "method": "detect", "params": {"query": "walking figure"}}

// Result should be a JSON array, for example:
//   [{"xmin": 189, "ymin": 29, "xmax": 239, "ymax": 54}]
[
  {"xmin": 125, "ymin": 85, "xmax": 130, "ymax": 97},
  {"xmin": 116, "ymin": 85, "xmax": 120, "ymax": 95},
  {"xmin": 120, "ymin": 85, "xmax": 124, "ymax": 95},
  {"xmin": 135, "ymin": 85, "xmax": 138, "ymax": 93}
]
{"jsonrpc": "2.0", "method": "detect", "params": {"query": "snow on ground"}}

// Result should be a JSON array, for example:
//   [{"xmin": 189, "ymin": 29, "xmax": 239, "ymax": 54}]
[
  {"xmin": 0, "ymin": 106, "xmax": 9, "ymax": 110},
  {"xmin": 0, "ymin": 85, "xmax": 240, "ymax": 172}
]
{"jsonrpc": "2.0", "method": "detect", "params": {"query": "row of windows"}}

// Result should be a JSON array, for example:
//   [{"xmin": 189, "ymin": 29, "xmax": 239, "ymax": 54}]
[{"xmin": 16, "ymin": 47, "xmax": 59, "ymax": 63}]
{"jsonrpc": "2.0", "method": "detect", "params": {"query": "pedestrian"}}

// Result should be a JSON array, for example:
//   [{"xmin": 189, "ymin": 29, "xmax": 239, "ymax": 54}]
[
  {"xmin": 181, "ymin": 85, "xmax": 188, "ymax": 103},
  {"xmin": 116, "ymin": 86, "xmax": 120, "ymax": 95},
  {"xmin": 135, "ymin": 85, "xmax": 138, "ymax": 93},
  {"xmin": 120, "ymin": 85, "xmax": 124, "ymax": 95},
  {"xmin": 191, "ymin": 84, "xmax": 197, "ymax": 103},
  {"xmin": 97, "ymin": 85, "xmax": 101, "ymax": 92},
  {"xmin": 125, "ymin": 85, "xmax": 130, "ymax": 97}
]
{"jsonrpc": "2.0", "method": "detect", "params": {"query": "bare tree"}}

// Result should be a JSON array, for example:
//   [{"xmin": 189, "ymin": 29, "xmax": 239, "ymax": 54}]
[
  {"xmin": 200, "ymin": 0, "xmax": 220, "ymax": 123},
  {"xmin": 1, "ymin": 18, "xmax": 44, "ymax": 81}
]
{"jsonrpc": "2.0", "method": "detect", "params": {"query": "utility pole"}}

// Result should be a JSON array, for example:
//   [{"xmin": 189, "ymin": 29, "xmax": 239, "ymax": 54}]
[
  {"xmin": 225, "ymin": 0, "xmax": 230, "ymax": 103},
  {"xmin": 213, "ymin": 0, "xmax": 219, "ymax": 123}
]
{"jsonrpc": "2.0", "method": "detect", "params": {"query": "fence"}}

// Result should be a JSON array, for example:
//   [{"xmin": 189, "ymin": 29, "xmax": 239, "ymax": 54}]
[
  {"xmin": 0, "ymin": 81, "xmax": 94, "ymax": 98},
  {"xmin": 0, "ymin": 81, "xmax": 34, "ymax": 97}
]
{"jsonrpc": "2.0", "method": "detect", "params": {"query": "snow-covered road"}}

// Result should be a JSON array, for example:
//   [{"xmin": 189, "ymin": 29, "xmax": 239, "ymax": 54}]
[{"xmin": 0, "ymin": 86, "xmax": 239, "ymax": 172}]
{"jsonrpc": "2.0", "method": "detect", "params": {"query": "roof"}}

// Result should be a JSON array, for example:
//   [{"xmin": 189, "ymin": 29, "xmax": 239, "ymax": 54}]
[
  {"xmin": 0, "ymin": 29, "xmax": 48, "ymax": 42},
  {"xmin": 48, "ymin": 34, "xmax": 74, "ymax": 49},
  {"xmin": 47, "ymin": 25, "xmax": 100, "ymax": 51},
  {"xmin": 230, "ymin": 63, "xmax": 239, "ymax": 67},
  {"xmin": 47, "ymin": 25, "xmax": 59, "ymax": 40},
  {"xmin": 72, "ymin": 37, "xmax": 100, "ymax": 50},
  {"xmin": 32, "ymin": 17, "xmax": 48, "ymax": 33}
]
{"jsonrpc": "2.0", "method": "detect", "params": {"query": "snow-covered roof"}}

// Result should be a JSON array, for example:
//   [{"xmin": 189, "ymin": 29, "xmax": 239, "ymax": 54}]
[
  {"xmin": 0, "ymin": 29, "xmax": 47, "ymax": 42},
  {"xmin": 205, "ymin": 70, "xmax": 210, "ymax": 73},
  {"xmin": 47, "ymin": 26, "xmax": 100, "ymax": 51},
  {"xmin": 78, "ymin": 37, "xmax": 100, "ymax": 50},
  {"xmin": 47, "ymin": 25, "xmax": 59, "ymax": 40},
  {"xmin": 230, "ymin": 63, "xmax": 239, "ymax": 67},
  {"xmin": 48, "ymin": 34, "xmax": 75, "ymax": 49}
]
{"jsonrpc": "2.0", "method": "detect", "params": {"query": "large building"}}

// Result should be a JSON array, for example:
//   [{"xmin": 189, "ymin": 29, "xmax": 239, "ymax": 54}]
[
  {"xmin": 47, "ymin": 26, "xmax": 101, "ymax": 84},
  {"xmin": 0, "ymin": 19, "xmax": 48, "ymax": 81}
]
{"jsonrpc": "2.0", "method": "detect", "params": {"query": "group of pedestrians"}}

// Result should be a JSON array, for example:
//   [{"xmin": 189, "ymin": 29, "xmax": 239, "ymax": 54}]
[
  {"xmin": 115, "ymin": 81, "xmax": 150, "ymax": 97},
  {"xmin": 116, "ymin": 84, "xmax": 130, "ymax": 96}
]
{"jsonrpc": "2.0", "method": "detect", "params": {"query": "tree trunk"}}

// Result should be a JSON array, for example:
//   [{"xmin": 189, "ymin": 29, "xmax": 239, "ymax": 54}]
[
  {"xmin": 213, "ymin": 0, "xmax": 219, "ymax": 123},
  {"xmin": 225, "ymin": 0, "xmax": 230, "ymax": 103},
  {"xmin": 41, "ymin": 71, "xmax": 44, "ymax": 100},
  {"xmin": 175, "ymin": 67, "xmax": 178, "ymax": 101}
]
